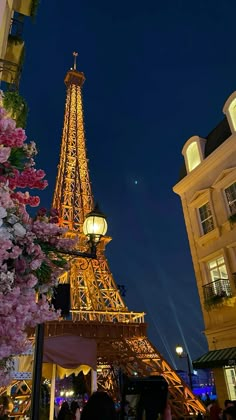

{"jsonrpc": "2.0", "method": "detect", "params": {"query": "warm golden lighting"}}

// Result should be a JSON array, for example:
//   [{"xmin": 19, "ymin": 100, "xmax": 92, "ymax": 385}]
[
  {"xmin": 83, "ymin": 207, "xmax": 107, "ymax": 242},
  {"xmin": 52, "ymin": 76, "xmax": 93, "ymax": 232},
  {"xmin": 176, "ymin": 345, "xmax": 184, "ymax": 356},
  {"xmin": 186, "ymin": 141, "xmax": 201, "ymax": 172},
  {"xmin": 229, "ymin": 97, "xmax": 236, "ymax": 131},
  {"xmin": 48, "ymin": 63, "xmax": 206, "ymax": 418}
]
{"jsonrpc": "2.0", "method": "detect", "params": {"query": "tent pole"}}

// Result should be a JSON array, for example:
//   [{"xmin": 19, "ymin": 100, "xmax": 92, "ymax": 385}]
[
  {"xmin": 91, "ymin": 369, "xmax": 97, "ymax": 394},
  {"xmin": 49, "ymin": 363, "xmax": 56, "ymax": 420},
  {"xmin": 30, "ymin": 323, "xmax": 44, "ymax": 420}
]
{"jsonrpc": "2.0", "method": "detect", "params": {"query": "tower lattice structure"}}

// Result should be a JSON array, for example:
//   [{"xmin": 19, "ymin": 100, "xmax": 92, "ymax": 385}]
[{"xmin": 50, "ymin": 57, "xmax": 205, "ymax": 417}]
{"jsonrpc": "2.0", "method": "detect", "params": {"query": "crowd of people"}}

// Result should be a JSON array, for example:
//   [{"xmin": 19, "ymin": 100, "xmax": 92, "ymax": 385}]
[
  {"xmin": 3, "ymin": 389, "xmax": 236, "ymax": 420},
  {"xmin": 56, "ymin": 400, "xmax": 80, "ymax": 420},
  {"xmin": 55, "ymin": 392, "xmax": 117, "ymax": 420},
  {"xmin": 55, "ymin": 394, "xmax": 236, "ymax": 420},
  {"xmin": 55, "ymin": 390, "xmax": 172, "ymax": 420},
  {"xmin": 206, "ymin": 398, "xmax": 236, "ymax": 420}
]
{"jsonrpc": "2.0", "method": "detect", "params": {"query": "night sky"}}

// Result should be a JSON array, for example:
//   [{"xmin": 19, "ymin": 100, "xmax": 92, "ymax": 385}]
[{"xmin": 19, "ymin": 0, "xmax": 236, "ymax": 369}]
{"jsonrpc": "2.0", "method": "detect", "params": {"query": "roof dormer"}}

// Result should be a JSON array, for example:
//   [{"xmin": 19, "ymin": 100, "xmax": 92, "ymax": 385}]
[
  {"xmin": 182, "ymin": 136, "xmax": 206, "ymax": 174},
  {"xmin": 223, "ymin": 91, "xmax": 236, "ymax": 133}
]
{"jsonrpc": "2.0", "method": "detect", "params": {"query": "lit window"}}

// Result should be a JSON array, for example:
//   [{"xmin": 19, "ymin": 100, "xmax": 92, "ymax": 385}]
[
  {"xmin": 198, "ymin": 203, "xmax": 214, "ymax": 235},
  {"xmin": 224, "ymin": 367, "xmax": 236, "ymax": 400},
  {"xmin": 186, "ymin": 142, "xmax": 201, "ymax": 172},
  {"xmin": 208, "ymin": 256, "xmax": 228, "ymax": 282},
  {"xmin": 203, "ymin": 256, "xmax": 231, "ymax": 300},
  {"xmin": 229, "ymin": 98, "xmax": 236, "ymax": 131},
  {"xmin": 225, "ymin": 182, "xmax": 236, "ymax": 215}
]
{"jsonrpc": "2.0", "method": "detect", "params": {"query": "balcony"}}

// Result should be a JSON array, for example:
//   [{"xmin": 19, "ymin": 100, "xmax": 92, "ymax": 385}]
[
  {"xmin": 203, "ymin": 278, "xmax": 232, "ymax": 308},
  {"xmin": 5, "ymin": 35, "xmax": 25, "ymax": 65},
  {"xmin": 0, "ymin": 35, "xmax": 24, "ymax": 86},
  {"xmin": 0, "ymin": 58, "xmax": 21, "ymax": 87}
]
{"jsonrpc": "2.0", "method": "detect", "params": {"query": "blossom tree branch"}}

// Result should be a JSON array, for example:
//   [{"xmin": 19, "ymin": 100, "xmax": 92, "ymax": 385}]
[{"xmin": 0, "ymin": 97, "xmax": 77, "ymax": 385}]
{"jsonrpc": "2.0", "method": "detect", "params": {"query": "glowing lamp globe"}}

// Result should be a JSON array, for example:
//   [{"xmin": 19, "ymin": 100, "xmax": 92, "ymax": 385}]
[
  {"xmin": 83, "ymin": 205, "xmax": 107, "ymax": 243},
  {"xmin": 176, "ymin": 345, "xmax": 184, "ymax": 356}
]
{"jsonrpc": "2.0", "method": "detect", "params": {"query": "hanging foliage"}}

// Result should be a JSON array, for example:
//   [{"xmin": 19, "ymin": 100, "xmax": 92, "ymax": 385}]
[
  {"xmin": 31, "ymin": 0, "xmax": 40, "ymax": 18},
  {"xmin": 3, "ymin": 91, "xmax": 28, "ymax": 128}
]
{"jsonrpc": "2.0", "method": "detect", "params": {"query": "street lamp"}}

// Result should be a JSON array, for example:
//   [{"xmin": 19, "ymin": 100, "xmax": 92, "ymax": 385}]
[
  {"xmin": 176, "ymin": 345, "xmax": 184, "ymax": 357},
  {"xmin": 83, "ymin": 205, "xmax": 108, "ymax": 254},
  {"xmin": 175, "ymin": 345, "xmax": 193, "ymax": 390},
  {"xmin": 30, "ymin": 206, "xmax": 107, "ymax": 420}
]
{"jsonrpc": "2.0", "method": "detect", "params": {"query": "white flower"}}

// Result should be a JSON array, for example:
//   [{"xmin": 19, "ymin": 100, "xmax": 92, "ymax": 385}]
[
  {"xmin": 13, "ymin": 222, "xmax": 26, "ymax": 237},
  {"xmin": 0, "ymin": 226, "xmax": 12, "ymax": 239},
  {"xmin": 0, "ymin": 206, "xmax": 7, "ymax": 226},
  {"xmin": 7, "ymin": 214, "xmax": 19, "ymax": 225},
  {"xmin": 0, "ymin": 206, "xmax": 7, "ymax": 219},
  {"xmin": 0, "ymin": 271, "xmax": 15, "ymax": 293}
]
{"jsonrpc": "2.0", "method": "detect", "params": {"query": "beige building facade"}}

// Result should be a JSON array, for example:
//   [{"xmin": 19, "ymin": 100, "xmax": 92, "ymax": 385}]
[
  {"xmin": 173, "ymin": 91, "xmax": 236, "ymax": 406},
  {"xmin": 0, "ymin": 0, "xmax": 36, "ymax": 87},
  {"xmin": 0, "ymin": 0, "xmax": 15, "ymax": 59}
]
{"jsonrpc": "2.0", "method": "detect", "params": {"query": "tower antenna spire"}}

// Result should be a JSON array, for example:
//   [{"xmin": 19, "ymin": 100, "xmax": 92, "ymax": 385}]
[{"xmin": 73, "ymin": 51, "xmax": 78, "ymax": 70}]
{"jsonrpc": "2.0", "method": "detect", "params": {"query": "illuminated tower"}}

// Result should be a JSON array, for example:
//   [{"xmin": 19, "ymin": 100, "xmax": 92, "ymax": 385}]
[
  {"xmin": 53, "ymin": 53, "xmax": 92, "ymax": 231},
  {"xmin": 50, "ymin": 53, "xmax": 205, "ymax": 417}
]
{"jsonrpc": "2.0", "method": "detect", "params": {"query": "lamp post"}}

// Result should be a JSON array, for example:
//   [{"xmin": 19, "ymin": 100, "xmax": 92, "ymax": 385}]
[
  {"xmin": 175, "ymin": 345, "xmax": 193, "ymax": 390},
  {"xmin": 30, "ymin": 206, "xmax": 107, "ymax": 420},
  {"xmin": 83, "ymin": 204, "xmax": 108, "ymax": 255}
]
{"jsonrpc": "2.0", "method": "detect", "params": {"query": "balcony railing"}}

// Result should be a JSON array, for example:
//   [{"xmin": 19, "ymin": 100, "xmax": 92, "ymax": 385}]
[
  {"xmin": 203, "ymin": 278, "xmax": 232, "ymax": 305},
  {"xmin": 0, "ymin": 58, "xmax": 21, "ymax": 87}
]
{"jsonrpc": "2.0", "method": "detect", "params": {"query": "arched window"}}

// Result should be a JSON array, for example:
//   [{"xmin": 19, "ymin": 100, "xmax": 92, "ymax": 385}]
[
  {"xmin": 186, "ymin": 141, "xmax": 201, "ymax": 172},
  {"xmin": 228, "ymin": 98, "xmax": 236, "ymax": 131},
  {"xmin": 182, "ymin": 136, "xmax": 206, "ymax": 174},
  {"xmin": 223, "ymin": 91, "xmax": 236, "ymax": 133}
]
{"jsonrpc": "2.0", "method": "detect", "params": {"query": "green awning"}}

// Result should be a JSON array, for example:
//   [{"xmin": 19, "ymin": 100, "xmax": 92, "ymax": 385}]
[{"xmin": 193, "ymin": 347, "xmax": 236, "ymax": 369}]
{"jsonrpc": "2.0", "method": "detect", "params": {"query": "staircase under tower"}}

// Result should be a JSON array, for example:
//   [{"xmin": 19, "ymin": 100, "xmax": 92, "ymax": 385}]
[{"xmin": 49, "ymin": 54, "xmax": 205, "ymax": 417}]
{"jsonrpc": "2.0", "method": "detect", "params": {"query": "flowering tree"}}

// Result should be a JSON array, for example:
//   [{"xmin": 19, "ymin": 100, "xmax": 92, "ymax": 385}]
[{"xmin": 0, "ymin": 102, "xmax": 75, "ymax": 385}]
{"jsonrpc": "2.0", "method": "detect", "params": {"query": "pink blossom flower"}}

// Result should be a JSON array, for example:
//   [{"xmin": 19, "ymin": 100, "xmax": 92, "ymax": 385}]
[
  {"xmin": 25, "ymin": 274, "xmax": 38, "ymax": 288},
  {"xmin": 36, "ymin": 169, "xmax": 46, "ymax": 179},
  {"xmin": 0, "ymin": 145, "xmax": 11, "ymax": 163},
  {"xmin": 9, "ymin": 245, "xmax": 21, "ymax": 259},
  {"xmin": 37, "ymin": 207, "xmax": 47, "ymax": 217},
  {"xmin": 30, "ymin": 259, "xmax": 42, "ymax": 270},
  {"xmin": 0, "ymin": 105, "xmax": 77, "ymax": 383},
  {"xmin": 14, "ymin": 258, "xmax": 27, "ymax": 273},
  {"xmin": 28, "ymin": 195, "xmax": 40, "ymax": 207}
]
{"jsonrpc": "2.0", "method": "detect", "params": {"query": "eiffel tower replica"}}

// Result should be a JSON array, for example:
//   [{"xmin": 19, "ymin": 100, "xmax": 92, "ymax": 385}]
[{"xmin": 48, "ymin": 53, "xmax": 205, "ymax": 417}]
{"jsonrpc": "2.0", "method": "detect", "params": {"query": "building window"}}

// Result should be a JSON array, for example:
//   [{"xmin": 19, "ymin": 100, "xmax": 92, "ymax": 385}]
[
  {"xmin": 203, "ymin": 256, "xmax": 231, "ymax": 302},
  {"xmin": 229, "ymin": 98, "xmax": 236, "ymax": 131},
  {"xmin": 186, "ymin": 142, "xmax": 201, "ymax": 172},
  {"xmin": 208, "ymin": 256, "xmax": 228, "ymax": 282},
  {"xmin": 225, "ymin": 182, "xmax": 236, "ymax": 215},
  {"xmin": 198, "ymin": 202, "xmax": 214, "ymax": 235},
  {"xmin": 224, "ymin": 367, "xmax": 236, "ymax": 400}
]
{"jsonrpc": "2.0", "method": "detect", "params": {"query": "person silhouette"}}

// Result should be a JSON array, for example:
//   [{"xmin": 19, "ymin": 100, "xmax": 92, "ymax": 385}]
[{"xmin": 80, "ymin": 392, "xmax": 116, "ymax": 420}]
